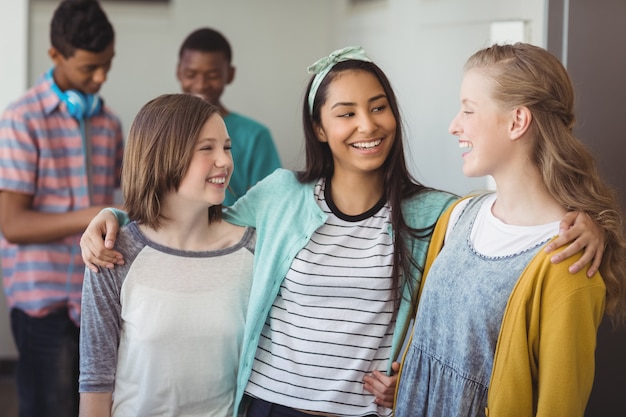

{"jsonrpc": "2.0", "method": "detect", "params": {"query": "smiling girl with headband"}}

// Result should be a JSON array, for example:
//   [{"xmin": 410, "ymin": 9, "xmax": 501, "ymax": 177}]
[{"xmin": 79, "ymin": 46, "xmax": 606, "ymax": 417}]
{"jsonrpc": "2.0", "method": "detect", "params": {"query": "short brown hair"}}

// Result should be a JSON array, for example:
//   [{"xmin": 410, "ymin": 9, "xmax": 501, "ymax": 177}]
[{"xmin": 122, "ymin": 93, "xmax": 221, "ymax": 229}]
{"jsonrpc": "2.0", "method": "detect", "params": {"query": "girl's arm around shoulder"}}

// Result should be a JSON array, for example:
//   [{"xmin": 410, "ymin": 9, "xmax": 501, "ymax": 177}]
[
  {"xmin": 545, "ymin": 211, "xmax": 606, "ymax": 276},
  {"xmin": 80, "ymin": 209, "xmax": 128, "ymax": 272},
  {"xmin": 224, "ymin": 169, "xmax": 306, "ymax": 227}
]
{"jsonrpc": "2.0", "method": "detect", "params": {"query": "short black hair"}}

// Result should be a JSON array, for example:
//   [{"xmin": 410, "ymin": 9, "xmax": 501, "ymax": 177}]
[
  {"xmin": 178, "ymin": 27, "xmax": 232, "ymax": 63},
  {"xmin": 50, "ymin": 0, "xmax": 114, "ymax": 58}
]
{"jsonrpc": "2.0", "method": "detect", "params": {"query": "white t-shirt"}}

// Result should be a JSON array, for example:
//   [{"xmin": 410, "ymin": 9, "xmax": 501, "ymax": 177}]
[{"xmin": 446, "ymin": 194, "xmax": 561, "ymax": 257}]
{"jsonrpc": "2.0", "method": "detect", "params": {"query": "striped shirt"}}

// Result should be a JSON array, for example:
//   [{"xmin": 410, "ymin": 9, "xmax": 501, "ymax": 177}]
[
  {"xmin": 0, "ymin": 73, "xmax": 124, "ymax": 324},
  {"xmin": 245, "ymin": 179, "xmax": 396, "ymax": 416}
]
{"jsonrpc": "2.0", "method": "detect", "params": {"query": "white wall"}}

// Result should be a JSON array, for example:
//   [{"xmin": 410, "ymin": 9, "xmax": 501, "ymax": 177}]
[{"xmin": 0, "ymin": 0, "xmax": 27, "ymax": 359}]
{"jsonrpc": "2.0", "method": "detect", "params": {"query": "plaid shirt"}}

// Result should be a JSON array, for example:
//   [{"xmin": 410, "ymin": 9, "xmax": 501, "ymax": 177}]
[{"xmin": 0, "ymin": 73, "xmax": 123, "ymax": 324}]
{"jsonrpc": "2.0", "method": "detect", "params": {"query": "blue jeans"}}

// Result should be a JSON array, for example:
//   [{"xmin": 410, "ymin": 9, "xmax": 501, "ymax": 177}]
[{"xmin": 10, "ymin": 307, "xmax": 79, "ymax": 417}]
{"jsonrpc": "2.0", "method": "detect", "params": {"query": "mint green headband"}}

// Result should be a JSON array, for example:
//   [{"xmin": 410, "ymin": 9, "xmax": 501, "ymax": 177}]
[{"xmin": 307, "ymin": 46, "xmax": 373, "ymax": 114}]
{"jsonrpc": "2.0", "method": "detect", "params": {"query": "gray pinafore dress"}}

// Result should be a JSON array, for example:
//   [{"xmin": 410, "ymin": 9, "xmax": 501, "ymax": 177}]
[{"xmin": 395, "ymin": 194, "xmax": 550, "ymax": 417}]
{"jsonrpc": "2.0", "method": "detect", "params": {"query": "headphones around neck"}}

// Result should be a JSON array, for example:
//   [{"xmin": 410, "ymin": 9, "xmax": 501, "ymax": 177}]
[{"xmin": 46, "ymin": 68, "xmax": 102, "ymax": 120}]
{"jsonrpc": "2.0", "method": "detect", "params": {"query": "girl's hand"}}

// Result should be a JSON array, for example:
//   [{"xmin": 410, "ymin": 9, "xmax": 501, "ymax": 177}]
[
  {"xmin": 544, "ymin": 211, "xmax": 605, "ymax": 277},
  {"xmin": 362, "ymin": 361, "xmax": 400, "ymax": 409},
  {"xmin": 80, "ymin": 209, "xmax": 124, "ymax": 272}
]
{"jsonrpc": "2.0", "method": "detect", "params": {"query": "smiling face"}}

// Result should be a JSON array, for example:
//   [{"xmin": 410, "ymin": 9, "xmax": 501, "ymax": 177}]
[
  {"xmin": 176, "ymin": 113, "xmax": 233, "ymax": 207},
  {"xmin": 176, "ymin": 49, "xmax": 234, "ymax": 107},
  {"xmin": 448, "ymin": 69, "xmax": 516, "ymax": 179},
  {"xmin": 314, "ymin": 69, "xmax": 396, "ymax": 180}
]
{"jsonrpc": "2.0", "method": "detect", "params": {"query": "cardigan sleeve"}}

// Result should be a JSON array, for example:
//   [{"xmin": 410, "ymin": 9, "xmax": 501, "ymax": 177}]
[
  {"xmin": 534, "ymin": 264, "xmax": 605, "ymax": 417},
  {"xmin": 223, "ymin": 169, "xmax": 288, "ymax": 228},
  {"xmin": 104, "ymin": 207, "xmax": 130, "ymax": 226},
  {"xmin": 487, "ymin": 248, "xmax": 606, "ymax": 417}
]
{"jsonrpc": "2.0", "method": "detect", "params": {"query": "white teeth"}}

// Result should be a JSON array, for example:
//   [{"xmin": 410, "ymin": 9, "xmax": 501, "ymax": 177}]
[
  {"xmin": 207, "ymin": 177, "xmax": 225, "ymax": 184},
  {"xmin": 352, "ymin": 139, "xmax": 382, "ymax": 149},
  {"xmin": 459, "ymin": 141, "xmax": 473, "ymax": 148}
]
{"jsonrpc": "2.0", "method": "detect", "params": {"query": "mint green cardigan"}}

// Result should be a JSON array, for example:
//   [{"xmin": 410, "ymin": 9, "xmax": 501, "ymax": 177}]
[{"xmin": 222, "ymin": 169, "xmax": 456, "ymax": 416}]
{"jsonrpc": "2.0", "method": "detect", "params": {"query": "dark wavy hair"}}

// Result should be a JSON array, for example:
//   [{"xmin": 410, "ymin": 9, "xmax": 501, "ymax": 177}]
[
  {"xmin": 300, "ymin": 59, "xmax": 442, "ymax": 309},
  {"xmin": 50, "ymin": 0, "xmax": 114, "ymax": 58}
]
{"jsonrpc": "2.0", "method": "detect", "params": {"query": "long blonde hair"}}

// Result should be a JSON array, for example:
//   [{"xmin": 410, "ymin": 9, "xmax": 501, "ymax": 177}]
[{"xmin": 465, "ymin": 42, "xmax": 626, "ymax": 326}]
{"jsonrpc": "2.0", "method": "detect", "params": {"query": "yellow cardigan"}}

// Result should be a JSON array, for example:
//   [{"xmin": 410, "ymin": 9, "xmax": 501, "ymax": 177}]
[{"xmin": 396, "ymin": 198, "xmax": 606, "ymax": 417}]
